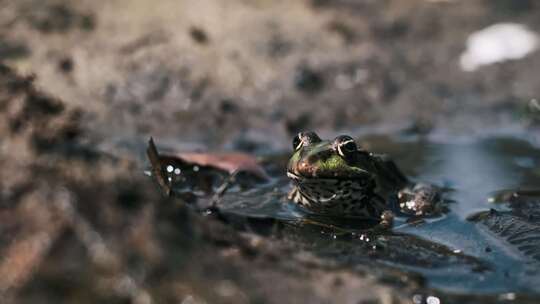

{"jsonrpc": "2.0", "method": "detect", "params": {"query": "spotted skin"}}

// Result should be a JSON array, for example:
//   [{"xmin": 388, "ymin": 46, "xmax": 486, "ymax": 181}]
[{"xmin": 287, "ymin": 172, "xmax": 386, "ymax": 219}]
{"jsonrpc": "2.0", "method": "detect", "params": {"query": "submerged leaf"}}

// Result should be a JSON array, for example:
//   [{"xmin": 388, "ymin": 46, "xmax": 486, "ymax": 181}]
[{"xmin": 471, "ymin": 190, "xmax": 540, "ymax": 262}]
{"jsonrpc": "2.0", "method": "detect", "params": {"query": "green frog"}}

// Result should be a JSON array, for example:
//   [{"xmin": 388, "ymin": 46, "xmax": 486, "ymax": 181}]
[{"xmin": 287, "ymin": 131, "xmax": 441, "ymax": 224}]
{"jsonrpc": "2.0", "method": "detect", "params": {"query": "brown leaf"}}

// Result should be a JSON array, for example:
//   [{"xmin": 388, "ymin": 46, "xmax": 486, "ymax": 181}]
[
  {"xmin": 166, "ymin": 151, "xmax": 269, "ymax": 180},
  {"xmin": 146, "ymin": 137, "xmax": 269, "ymax": 181}
]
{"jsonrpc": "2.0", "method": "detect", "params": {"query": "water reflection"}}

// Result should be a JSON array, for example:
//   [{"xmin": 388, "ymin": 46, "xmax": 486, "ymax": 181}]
[
  {"xmin": 218, "ymin": 135, "xmax": 540, "ymax": 295},
  {"xmin": 427, "ymin": 140, "xmax": 520, "ymax": 218}
]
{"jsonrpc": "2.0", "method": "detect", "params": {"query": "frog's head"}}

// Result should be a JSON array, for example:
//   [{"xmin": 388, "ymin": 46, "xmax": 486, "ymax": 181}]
[
  {"xmin": 286, "ymin": 132, "xmax": 386, "ymax": 219},
  {"xmin": 286, "ymin": 131, "xmax": 381, "ymax": 217},
  {"xmin": 287, "ymin": 131, "xmax": 372, "ymax": 180}
]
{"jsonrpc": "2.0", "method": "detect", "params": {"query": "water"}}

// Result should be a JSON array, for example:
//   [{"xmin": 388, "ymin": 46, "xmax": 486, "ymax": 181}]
[{"xmin": 215, "ymin": 135, "xmax": 540, "ymax": 296}]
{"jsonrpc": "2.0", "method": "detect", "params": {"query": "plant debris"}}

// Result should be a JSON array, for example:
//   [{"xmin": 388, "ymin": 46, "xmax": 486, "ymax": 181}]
[
  {"xmin": 146, "ymin": 137, "xmax": 172, "ymax": 196},
  {"xmin": 162, "ymin": 151, "xmax": 269, "ymax": 181}
]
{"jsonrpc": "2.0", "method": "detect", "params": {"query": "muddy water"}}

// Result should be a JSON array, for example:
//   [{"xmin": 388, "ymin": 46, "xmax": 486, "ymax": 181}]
[{"xmin": 216, "ymin": 135, "xmax": 540, "ymax": 296}]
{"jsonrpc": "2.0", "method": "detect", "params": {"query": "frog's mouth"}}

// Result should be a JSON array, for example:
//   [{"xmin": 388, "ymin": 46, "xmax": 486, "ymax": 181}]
[
  {"xmin": 286, "ymin": 170, "xmax": 371, "ymax": 182},
  {"xmin": 286, "ymin": 171, "xmax": 306, "ymax": 181},
  {"xmin": 288, "ymin": 172, "xmax": 344, "ymax": 203},
  {"xmin": 287, "ymin": 170, "xmax": 374, "ymax": 196},
  {"xmin": 287, "ymin": 171, "xmax": 334, "ymax": 183}
]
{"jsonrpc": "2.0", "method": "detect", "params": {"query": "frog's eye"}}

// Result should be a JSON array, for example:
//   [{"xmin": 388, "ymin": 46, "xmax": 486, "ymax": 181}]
[
  {"xmin": 293, "ymin": 131, "xmax": 321, "ymax": 151},
  {"xmin": 292, "ymin": 133, "xmax": 303, "ymax": 151},
  {"xmin": 335, "ymin": 135, "xmax": 357, "ymax": 157}
]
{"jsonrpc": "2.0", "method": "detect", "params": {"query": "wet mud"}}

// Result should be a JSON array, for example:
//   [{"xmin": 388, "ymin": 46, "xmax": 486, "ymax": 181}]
[{"xmin": 2, "ymin": 0, "xmax": 540, "ymax": 303}]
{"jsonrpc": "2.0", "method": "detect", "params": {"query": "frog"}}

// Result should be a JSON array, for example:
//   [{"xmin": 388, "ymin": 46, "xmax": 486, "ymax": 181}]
[{"xmin": 287, "ymin": 131, "xmax": 442, "ymax": 225}]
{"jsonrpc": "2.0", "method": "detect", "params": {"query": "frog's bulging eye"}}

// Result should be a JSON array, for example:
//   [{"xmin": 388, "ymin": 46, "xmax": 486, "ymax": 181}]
[
  {"xmin": 293, "ymin": 131, "xmax": 322, "ymax": 151},
  {"xmin": 335, "ymin": 135, "xmax": 357, "ymax": 157},
  {"xmin": 293, "ymin": 134, "xmax": 303, "ymax": 151}
]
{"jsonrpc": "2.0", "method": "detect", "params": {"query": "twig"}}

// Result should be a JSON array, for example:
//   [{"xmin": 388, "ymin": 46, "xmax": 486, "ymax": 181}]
[{"xmin": 210, "ymin": 170, "xmax": 239, "ymax": 210}]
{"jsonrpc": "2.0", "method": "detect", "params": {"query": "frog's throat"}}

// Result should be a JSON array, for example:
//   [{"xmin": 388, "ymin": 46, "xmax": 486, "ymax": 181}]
[
  {"xmin": 287, "ymin": 171, "xmax": 375, "ymax": 203},
  {"xmin": 287, "ymin": 171, "xmax": 385, "ymax": 219}
]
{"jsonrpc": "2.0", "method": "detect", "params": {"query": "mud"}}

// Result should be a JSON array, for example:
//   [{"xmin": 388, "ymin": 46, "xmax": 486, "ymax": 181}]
[
  {"xmin": 1, "ymin": 64, "xmax": 412, "ymax": 303},
  {"xmin": 2, "ymin": 0, "xmax": 540, "ymax": 303},
  {"xmin": 1, "ymin": 0, "xmax": 540, "ymax": 144}
]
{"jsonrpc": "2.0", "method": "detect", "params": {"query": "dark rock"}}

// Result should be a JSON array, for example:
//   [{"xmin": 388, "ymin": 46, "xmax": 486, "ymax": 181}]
[
  {"xmin": 294, "ymin": 66, "xmax": 324, "ymax": 94},
  {"xmin": 58, "ymin": 57, "xmax": 74, "ymax": 74},
  {"xmin": 0, "ymin": 38, "xmax": 30, "ymax": 60},
  {"xmin": 189, "ymin": 26, "xmax": 209, "ymax": 44},
  {"xmin": 220, "ymin": 99, "xmax": 239, "ymax": 113}
]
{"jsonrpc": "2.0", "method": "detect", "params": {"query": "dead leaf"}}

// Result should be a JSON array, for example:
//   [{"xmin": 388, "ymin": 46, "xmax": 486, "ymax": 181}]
[
  {"xmin": 167, "ymin": 152, "xmax": 269, "ymax": 180},
  {"xmin": 147, "ymin": 137, "xmax": 269, "ymax": 181}
]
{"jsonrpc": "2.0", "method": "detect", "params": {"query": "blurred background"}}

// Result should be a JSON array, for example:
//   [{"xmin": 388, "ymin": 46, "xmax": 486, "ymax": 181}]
[
  {"xmin": 1, "ymin": 0, "xmax": 540, "ymax": 303},
  {"xmin": 2, "ymin": 0, "xmax": 540, "ymax": 147}
]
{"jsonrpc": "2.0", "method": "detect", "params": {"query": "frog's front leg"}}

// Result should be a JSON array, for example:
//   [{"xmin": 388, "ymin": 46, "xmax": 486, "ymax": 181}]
[
  {"xmin": 398, "ymin": 183, "xmax": 442, "ymax": 217},
  {"xmin": 288, "ymin": 186, "xmax": 301, "ymax": 204},
  {"xmin": 287, "ymin": 185, "xmax": 313, "ymax": 208}
]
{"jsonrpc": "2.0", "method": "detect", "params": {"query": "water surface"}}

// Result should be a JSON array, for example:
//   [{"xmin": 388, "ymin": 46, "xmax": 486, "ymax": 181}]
[{"xmin": 217, "ymin": 135, "xmax": 540, "ymax": 296}]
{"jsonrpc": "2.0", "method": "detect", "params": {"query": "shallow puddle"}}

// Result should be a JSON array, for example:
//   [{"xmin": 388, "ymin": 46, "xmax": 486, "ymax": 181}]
[{"xmin": 214, "ymin": 134, "xmax": 540, "ymax": 296}]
